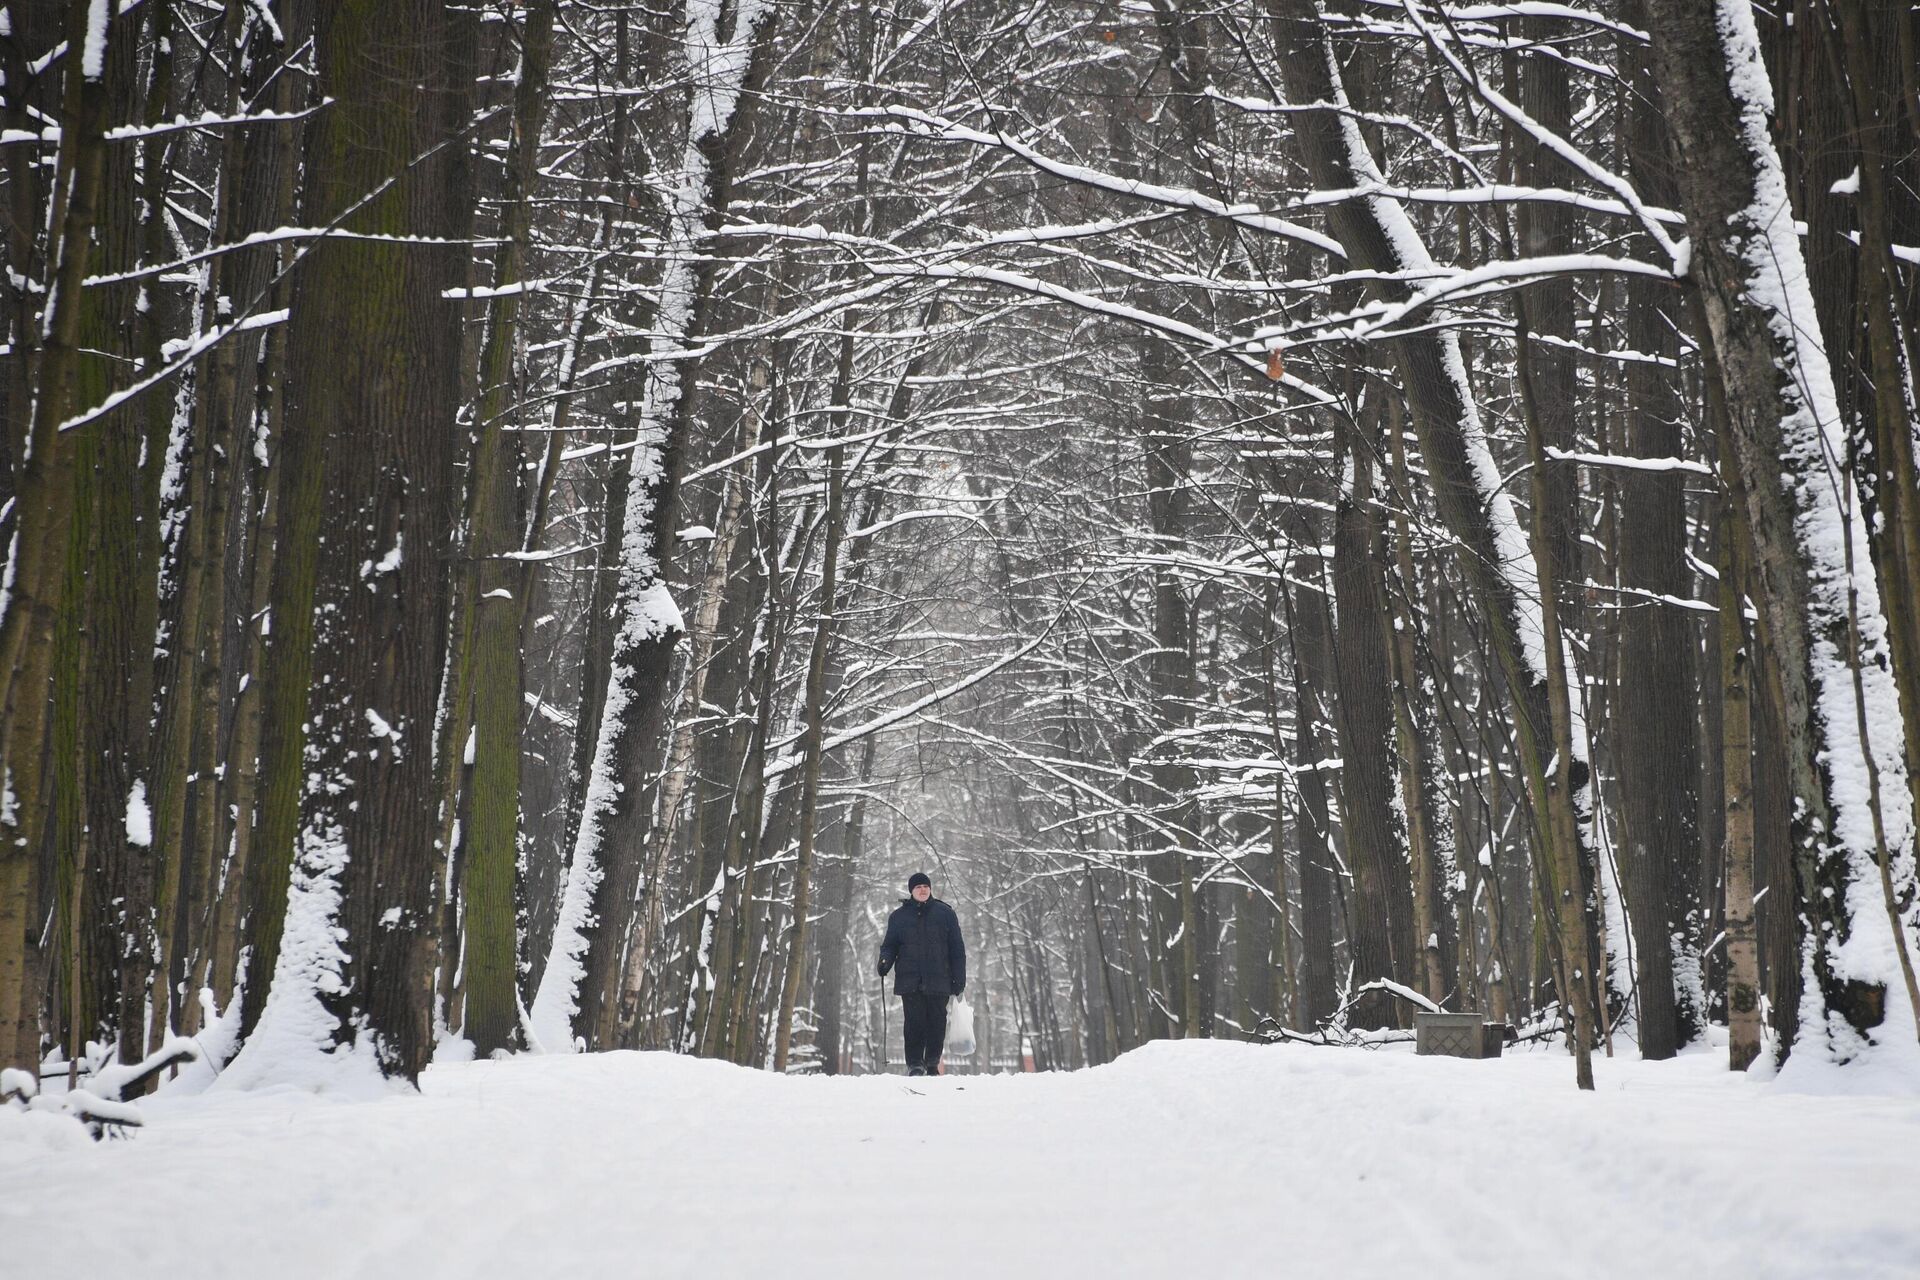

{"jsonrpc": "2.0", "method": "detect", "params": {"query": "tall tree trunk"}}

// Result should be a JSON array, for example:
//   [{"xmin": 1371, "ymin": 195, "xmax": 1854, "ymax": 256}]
[
  {"xmin": 450, "ymin": 0, "xmax": 557, "ymax": 1058},
  {"xmin": 1752, "ymin": 619, "xmax": 1801, "ymax": 1050},
  {"xmin": 614, "ymin": 356, "xmax": 769, "ymax": 1048},
  {"xmin": 1720, "ymin": 489, "xmax": 1762, "ymax": 1072},
  {"xmin": 1777, "ymin": 5, "xmax": 1920, "ymax": 923},
  {"xmin": 227, "ymin": 0, "xmax": 464, "ymax": 1085},
  {"xmin": 772, "ymin": 330, "xmax": 853, "ymax": 1071},
  {"xmin": 814, "ymin": 734, "xmax": 877, "ymax": 1074},
  {"xmin": 175, "ymin": 3, "xmax": 297, "ymax": 1040},
  {"xmin": 1643, "ymin": 0, "xmax": 1919, "ymax": 1058},
  {"xmin": 61, "ymin": 15, "xmax": 148, "ymax": 1067},
  {"xmin": 1287, "ymin": 565, "xmax": 1338, "ymax": 1029},
  {"xmin": 610, "ymin": 358, "xmax": 765, "ymax": 1048},
  {"xmin": 1383, "ymin": 399, "xmax": 1460, "ymax": 1007},
  {"xmin": 147, "ymin": 2, "xmax": 236, "ymax": 1047},
  {"xmin": 1604, "ymin": 3, "xmax": 1708, "ymax": 1059},
  {"xmin": 1266, "ymin": 0, "xmax": 1601, "ymax": 1085},
  {"xmin": 0, "ymin": 0, "xmax": 128, "ymax": 1074},
  {"xmin": 1141, "ymin": 343, "xmax": 1202, "ymax": 1036},
  {"xmin": 682, "ymin": 442, "xmax": 788, "ymax": 1057},
  {"xmin": 1260, "ymin": 574, "xmax": 1297, "ymax": 1028},
  {"xmin": 531, "ymin": 0, "xmax": 777, "ymax": 1052},
  {"xmin": 203, "ymin": 2, "xmax": 306, "ymax": 1024},
  {"xmin": 1328, "ymin": 426, "xmax": 1416, "ymax": 1028}
]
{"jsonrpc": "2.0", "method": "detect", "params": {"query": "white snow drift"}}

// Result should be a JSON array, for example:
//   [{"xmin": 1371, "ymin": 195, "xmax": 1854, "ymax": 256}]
[{"xmin": 4, "ymin": 1038, "xmax": 1916, "ymax": 1279}]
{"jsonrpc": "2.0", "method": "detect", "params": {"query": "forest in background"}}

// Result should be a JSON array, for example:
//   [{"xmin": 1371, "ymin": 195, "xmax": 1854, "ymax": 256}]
[{"xmin": 1, "ymin": 0, "xmax": 1918, "ymax": 1112}]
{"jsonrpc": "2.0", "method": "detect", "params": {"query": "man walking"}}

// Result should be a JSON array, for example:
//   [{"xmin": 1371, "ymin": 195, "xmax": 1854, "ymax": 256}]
[{"xmin": 878, "ymin": 872, "xmax": 966, "ymax": 1076}]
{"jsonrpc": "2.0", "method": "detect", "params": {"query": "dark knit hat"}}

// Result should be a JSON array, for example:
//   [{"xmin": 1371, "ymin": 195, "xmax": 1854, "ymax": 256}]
[{"xmin": 907, "ymin": 872, "xmax": 931, "ymax": 891}]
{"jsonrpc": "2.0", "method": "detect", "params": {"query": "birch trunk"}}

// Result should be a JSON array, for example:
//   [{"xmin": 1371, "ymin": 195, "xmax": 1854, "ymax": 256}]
[{"xmin": 1720, "ymin": 490, "xmax": 1762, "ymax": 1072}]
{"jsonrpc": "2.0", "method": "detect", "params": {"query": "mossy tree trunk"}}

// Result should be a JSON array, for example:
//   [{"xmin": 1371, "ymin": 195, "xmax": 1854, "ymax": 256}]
[
  {"xmin": 0, "ymin": 0, "xmax": 127, "ymax": 1074},
  {"xmin": 235, "ymin": 0, "xmax": 464, "ymax": 1083},
  {"xmin": 60, "ymin": 13, "xmax": 149, "ymax": 1069},
  {"xmin": 451, "ymin": 0, "xmax": 557, "ymax": 1059}
]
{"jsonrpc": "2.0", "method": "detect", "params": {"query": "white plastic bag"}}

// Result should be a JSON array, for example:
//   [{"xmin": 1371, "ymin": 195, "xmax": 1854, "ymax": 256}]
[{"xmin": 944, "ymin": 996, "xmax": 976, "ymax": 1058}]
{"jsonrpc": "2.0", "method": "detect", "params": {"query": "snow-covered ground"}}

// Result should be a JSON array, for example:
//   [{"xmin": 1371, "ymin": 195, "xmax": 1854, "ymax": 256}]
[{"xmin": 5, "ymin": 1038, "xmax": 1916, "ymax": 1278}]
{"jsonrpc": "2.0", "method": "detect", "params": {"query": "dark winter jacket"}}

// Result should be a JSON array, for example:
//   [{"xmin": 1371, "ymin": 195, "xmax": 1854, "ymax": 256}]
[{"xmin": 878, "ymin": 897, "xmax": 966, "ymax": 996}]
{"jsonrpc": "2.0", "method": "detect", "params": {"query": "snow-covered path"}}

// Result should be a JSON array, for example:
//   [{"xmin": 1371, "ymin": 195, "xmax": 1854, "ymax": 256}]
[{"xmin": 6, "ymin": 1040, "xmax": 1916, "ymax": 1278}]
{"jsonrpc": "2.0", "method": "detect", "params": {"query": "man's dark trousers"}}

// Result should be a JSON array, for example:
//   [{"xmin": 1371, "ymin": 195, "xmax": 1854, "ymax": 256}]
[{"xmin": 901, "ymin": 992, "xmax": 949, "ymax": 1074}]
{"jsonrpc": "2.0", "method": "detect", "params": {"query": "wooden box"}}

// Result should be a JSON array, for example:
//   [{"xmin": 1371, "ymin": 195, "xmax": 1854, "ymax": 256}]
[{"xmin": 1415, "ymin": 1011, "xmax": 1500, "ymax": 1058}]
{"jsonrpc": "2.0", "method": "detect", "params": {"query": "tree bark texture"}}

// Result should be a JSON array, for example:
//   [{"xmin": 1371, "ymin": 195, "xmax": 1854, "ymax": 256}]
[{"xmin": 236, "ymin": 0, "xmax": 463, "ymax": 1083}]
